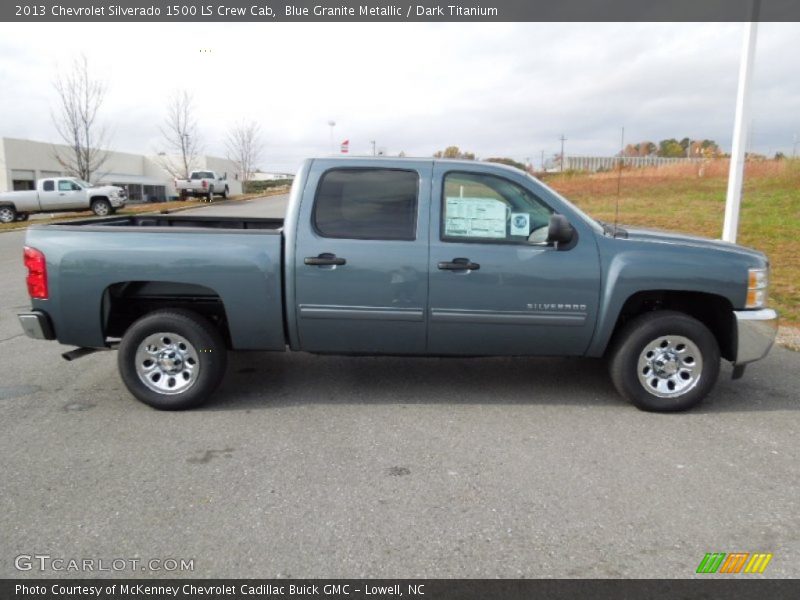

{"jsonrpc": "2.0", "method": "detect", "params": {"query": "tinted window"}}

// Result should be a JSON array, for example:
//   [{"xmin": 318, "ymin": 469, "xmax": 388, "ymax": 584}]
[
  {"xmin": 58, "ymin": 180, "xmax": 73, "ymax": 192},
  {"xmin": 442, "ymin": 172, "xmax": 553, "ymax": 244},
  {"xmin": 191, "ymin": 171, "xmax": 214, "ymax": 179},
  {"xmin": 42, "ymin": 180, "xmax": 54, "ymax": 192},
  {"xmin": 314, "ymin": 169, "xmax": 418, "ymax": 240}
]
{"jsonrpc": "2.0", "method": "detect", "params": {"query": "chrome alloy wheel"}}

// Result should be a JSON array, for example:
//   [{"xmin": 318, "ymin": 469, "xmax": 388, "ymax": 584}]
[
  {"xmin": 637, "ymin": 335, "xmax": 703, "ymax": 398},
  {"xmin": 0, "ymin": 207, "xmax": 15, "ymax": 223},
  {"xmin": 135, "ymin": 332, "xmax": 200, "ymax": 395}
]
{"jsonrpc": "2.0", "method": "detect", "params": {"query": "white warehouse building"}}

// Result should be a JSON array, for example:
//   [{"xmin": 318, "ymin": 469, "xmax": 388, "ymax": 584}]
[{"xmin": 0, "ymin": 137, "xmax": 243, "ymax": 202}]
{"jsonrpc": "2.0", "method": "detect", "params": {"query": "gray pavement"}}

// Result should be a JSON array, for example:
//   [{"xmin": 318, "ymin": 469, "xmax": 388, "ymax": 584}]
[{"xmin": 0, "ymin": 195, "xmax": 798, "ymax": 578}]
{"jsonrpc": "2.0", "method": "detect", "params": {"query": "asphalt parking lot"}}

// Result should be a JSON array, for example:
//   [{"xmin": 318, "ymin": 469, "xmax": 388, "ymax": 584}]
[{"xmin": 1, "ymin": 195, "xmax": 798, "ymax": 578}]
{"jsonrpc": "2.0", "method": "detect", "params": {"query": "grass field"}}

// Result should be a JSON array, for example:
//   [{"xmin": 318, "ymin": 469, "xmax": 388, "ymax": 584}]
[{"xmin": 542, "ymin": 159, "xmax": 800, "ymax": 325}]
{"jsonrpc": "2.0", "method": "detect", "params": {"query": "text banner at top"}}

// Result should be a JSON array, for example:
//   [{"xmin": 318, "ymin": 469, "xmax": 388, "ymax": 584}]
[{"xmin": 3, "ymin": 0, "xmax": 800, "ymax": 22}]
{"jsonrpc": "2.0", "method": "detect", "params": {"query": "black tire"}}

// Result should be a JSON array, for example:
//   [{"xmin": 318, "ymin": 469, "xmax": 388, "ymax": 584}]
[
  {"xmin": 91, "ymin": 198, "xmax": 111, "ymax": 217},
  {"xmin": 221, "ymin": 186, "xmax": 228, "ymax": 200},
  {"xmin": 609, "ymin": 310, "xmax": 720, "ymax": 412},
  {"xmin": 0, "ymin": 205, "xmax": 17, "ymax": 224},
  {"xmin": 117, "ymin": 309, "xmax": 228, "ymax": 410},
  {"xmin": 15, "ymin": 212, "xmax": 30, "ymax": 222},
  {"xmin": 207, "ymin": 186, "xmax": 214, "ymax": 202}
]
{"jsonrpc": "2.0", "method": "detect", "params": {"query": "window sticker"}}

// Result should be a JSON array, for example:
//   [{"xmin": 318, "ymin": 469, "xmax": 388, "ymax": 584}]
[
  {"xmin": 445, "ymin": 197, "xmax": 507, "ymax": 239},
  {"xmin": 510, "ymin": 213, "xmax": 530, "ymax": 236}
]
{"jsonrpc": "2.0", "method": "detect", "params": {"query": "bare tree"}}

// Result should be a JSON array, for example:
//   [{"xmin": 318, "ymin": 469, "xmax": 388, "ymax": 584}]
[
  {"xmin": 52, "ymin": 55, "xmax": 110, "ymax": 182},
  {"xmin": 226, "ymin": 120, "xmax": 263, "ymax": 193},
  {"xmin": 158, "ymin": 90, "xmax": 202, "ymax": 179}
]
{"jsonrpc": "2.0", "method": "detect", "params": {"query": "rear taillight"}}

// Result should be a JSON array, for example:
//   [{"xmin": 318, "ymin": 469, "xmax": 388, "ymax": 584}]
[
  {"xmin": 202, "ymin": 180, "xmax": 208, "ymax": 188},
  {"xmin": 23, "ymin": 246, "xmax": 48, "ymax": 299}
]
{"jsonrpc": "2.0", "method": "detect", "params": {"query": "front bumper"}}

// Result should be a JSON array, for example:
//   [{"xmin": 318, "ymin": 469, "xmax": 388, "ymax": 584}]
[
  {"xmin": 18, "ymin": 310, "xmax": 55, "ymax": 340},
  {"xmin": 734, "ymin": 308, "xmax": 778, "ymax": 365},
  {"xmin": 110, "ymin": 196, "xmax": 126, "ymax": 208}
]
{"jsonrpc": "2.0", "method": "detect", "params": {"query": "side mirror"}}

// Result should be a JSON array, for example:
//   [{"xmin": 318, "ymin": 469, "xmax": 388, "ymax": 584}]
[{"xmin": 546, "ymin": 214, "xmax": 575, "ymax": 247}]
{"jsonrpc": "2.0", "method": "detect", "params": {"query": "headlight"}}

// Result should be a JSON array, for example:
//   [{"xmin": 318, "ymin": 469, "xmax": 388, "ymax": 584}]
[{"xmin": 746, "ymin": 267, "xmax": 768, "ymax": 309}]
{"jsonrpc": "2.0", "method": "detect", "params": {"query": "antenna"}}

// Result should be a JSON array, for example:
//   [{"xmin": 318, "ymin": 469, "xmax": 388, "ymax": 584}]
[{"xmin": 614, "ymin": 126, "xmax": 624, "ymax": 237}]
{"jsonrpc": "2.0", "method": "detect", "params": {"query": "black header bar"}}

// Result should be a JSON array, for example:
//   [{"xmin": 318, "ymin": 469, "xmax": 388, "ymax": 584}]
[{"xmin": 3, "ymin": 0, "xmax": 800, "ymax": 23}]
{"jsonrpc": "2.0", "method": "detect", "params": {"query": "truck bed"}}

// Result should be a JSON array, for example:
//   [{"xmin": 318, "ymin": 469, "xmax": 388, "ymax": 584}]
[
  {"xmin": 44, "ymin": 214, "xmax": 284, "ymax": 231},
  {"xmin": 26, "ymin": 213, "xmax": 287, "ymax": 352}
]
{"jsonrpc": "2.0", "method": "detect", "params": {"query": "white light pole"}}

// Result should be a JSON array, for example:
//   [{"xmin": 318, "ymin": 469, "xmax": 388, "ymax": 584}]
[
  {"xmin": 327, "ymin": 120, "xmax": 336, "ymax": 154},
  {"xmin": 722, "ymin": 6, "xmax": 759, "ymax": 243}
]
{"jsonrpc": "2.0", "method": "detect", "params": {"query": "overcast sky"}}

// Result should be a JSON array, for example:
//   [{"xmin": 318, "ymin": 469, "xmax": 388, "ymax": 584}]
[{"xmin": 0, "ymin": 22, "xmax": 798, "ymax": 172}]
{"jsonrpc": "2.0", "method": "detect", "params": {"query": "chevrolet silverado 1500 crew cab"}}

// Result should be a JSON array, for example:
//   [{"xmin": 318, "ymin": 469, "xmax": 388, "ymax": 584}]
[
  {"xmin": 0, "ymin": 177, "xmax": 126, "ymax": 223},
  {"xmin": 17, "ymin": 158, "xmax": 778, "ymax": 411},
  {"xmin": 175, "ymin": 170, "xmax": 229, "ymax": 201}
]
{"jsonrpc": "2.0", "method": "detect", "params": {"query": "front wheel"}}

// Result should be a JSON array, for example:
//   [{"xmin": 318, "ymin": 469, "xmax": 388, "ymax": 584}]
[
  {"xmin": 91, "ymin": 198, "xmax": 111, "ymax": 216},
  {"xmin": 117, "ymin": 309, "xmax": 228, "ymax": 410},
  {"xmin": 207, "ymin": 186, "xmax": 214, "ymax": 202},
  {"xmin": 221, "ymin": 186, "xmax": 228, "ymax": 200},
  {"xmin": 609, "ymin": 310, "xmax": 720, "ymax": 412},
  {"xmin": 0, "ymin": 206, "xmax": 17, "ymax": 223}
]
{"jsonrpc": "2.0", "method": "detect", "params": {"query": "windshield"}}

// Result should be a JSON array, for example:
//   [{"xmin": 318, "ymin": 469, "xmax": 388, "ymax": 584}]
[{"xmin": 525, "ymin": 173, "xmax": 604, "ymax": 235}]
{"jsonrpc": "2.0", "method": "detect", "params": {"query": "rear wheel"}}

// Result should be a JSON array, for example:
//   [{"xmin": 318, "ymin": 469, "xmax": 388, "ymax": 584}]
[
  {"xmin": 609, "ymin": 310, "xmax": 720, "ymax": 412},
  {"xmin": 221, "ymin": 186, "xmax": 228, "ymax": 199},
  {"xmin": 91, "ymin": 198, "xmax": 111, "ymax": 216},
  {"xmin": 0, "ymin": 206, "xmax": 17, "ymax": 223},
  {"xmin": 207, "ymin": 186, "xmax": 214, "ymax": 202},
  {"xmin": 117, "ymin": 309, "xmax": 227, "ymax": 410}
]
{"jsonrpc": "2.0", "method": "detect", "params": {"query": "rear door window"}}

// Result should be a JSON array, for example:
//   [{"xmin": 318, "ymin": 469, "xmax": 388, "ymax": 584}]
[
  {"xmin": 313, "ymin": 168, "xmax": 418, "ymax": 240},
  {"xmin": 42, "ymin": 180, "xmax": 55, "ymax": 192}
]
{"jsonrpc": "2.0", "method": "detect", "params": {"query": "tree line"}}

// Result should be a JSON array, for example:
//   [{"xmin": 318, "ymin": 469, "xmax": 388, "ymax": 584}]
[{"xmin": 51, "ymin": 55, "xmax": 263, "ymax": 191}]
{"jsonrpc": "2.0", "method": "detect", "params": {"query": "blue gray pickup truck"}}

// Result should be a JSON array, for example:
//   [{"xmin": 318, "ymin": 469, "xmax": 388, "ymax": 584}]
[{"xmin": 17, "ymin": 158, "xmax": 778, "ymax": 411}]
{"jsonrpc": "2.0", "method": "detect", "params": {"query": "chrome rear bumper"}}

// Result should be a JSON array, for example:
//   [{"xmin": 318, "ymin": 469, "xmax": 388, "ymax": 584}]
[
  {"xmin": 734, "ymin": 308, "xmax": 778, "ymax": 365},
  {"xmin": 18, "ymin": 311, "xmax": 55, "ymax": 340}
]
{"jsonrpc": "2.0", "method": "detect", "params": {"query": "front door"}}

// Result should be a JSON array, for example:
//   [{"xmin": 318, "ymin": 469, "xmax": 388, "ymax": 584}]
[
  {"xmin": 294, "ymin": 160, "xmax": 432, "ymax": 354},
  {"xmin": 39, "ymin": 179, "xmax": 81, "ymax": 210},
  {"xmin": 427, "ymin": 166, "xmax": 601, "ymax": 356}
]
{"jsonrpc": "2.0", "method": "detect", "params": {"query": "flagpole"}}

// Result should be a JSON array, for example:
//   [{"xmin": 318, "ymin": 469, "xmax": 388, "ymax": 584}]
[{"xmin": 722, "ymin": 3, "xmax": 759, "ymax": 243}]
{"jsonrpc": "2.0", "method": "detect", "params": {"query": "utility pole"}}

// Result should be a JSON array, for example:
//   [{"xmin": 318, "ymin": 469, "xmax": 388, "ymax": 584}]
[
  {"xmin": 559, "ymin": 134, "xmax": 567, "ymax": 172},
  {"xmin": 370, "ymin": 140, "xmax": 376, "ymax": 156},
  {"xmin": 541, "ymin": 150, "xmax": 545, "ymax": 172},
  {"xmin": 723, "ymin": 1, "xmax": 759, "ymax": 243}
]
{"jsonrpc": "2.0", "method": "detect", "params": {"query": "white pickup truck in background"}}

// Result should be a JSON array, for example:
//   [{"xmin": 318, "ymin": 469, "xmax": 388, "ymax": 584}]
[
  {"xmin": 175, "ymin": 170, "xmax": 230, "ymax": 201},
  {"xmin": 0, "ymin": 177, "xmax": 126, "ymax": 223}
]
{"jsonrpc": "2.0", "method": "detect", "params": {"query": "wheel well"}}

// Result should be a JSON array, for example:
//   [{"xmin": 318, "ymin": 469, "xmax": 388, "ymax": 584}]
[
  {"xmin": 90, "ymin": 196, "xmax": 109, "ymax": 204},
  {"xmin": 609, "ymin": 290, "xmax": 736, "ymax": 361},
  {"xmin": 102, "ymin": 281, "xmax": 231, "ymax": 347}
]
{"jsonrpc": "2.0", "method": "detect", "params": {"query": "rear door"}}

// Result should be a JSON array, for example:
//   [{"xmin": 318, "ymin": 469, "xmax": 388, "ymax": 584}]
[
  {"xmin": 294, "ymin": 160, "xmax": 432, "ymax": 354},
  {"xmin": 36, "ymin": 179, "xmax": 59, "ymax": 210}
]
